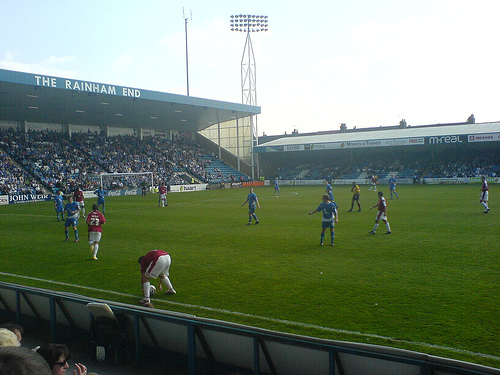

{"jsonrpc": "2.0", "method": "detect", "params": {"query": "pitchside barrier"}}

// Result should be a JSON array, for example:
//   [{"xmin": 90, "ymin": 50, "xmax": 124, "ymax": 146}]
[
  {"xmin": 266, "ymin": 178, "xmax": 498, "ymax": 186},
  {"xmin": 1, "ymin": 178, "xmax": 496, "ymax": 205},
  {"xmin": 0, "ymin": 185, "xmax": 210, "ymax": 206},
  {"xmin": 0, "ymin": 282, "xmax": 498, "ymax": 375},
  {"xmin": 264, "ymin": 179, "xmax": 414, "ymax": 186}
]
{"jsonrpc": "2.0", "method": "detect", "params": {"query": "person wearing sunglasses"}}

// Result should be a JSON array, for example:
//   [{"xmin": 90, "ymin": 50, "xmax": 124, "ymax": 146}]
[{"xmin": 36, "ymin": 343, "xmax": 88, "ymax": 375}]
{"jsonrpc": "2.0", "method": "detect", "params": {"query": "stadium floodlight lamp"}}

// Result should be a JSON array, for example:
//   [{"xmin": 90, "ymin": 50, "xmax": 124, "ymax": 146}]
[
  {"xmin": 229, "ymin": 13, "xmax": 268, "ymax": 182},
  {"xmin": 229, "ymin": 14, "xmax": 268, "ymax": 33}
]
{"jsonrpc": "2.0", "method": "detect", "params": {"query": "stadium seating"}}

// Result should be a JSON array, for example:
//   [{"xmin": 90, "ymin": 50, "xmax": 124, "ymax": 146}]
[
  {"xmin": 0, "ymin": 129, "xmax": 251, "ymax": 194},
  {"xmin": 1, "ymin": 127, "xmax": 499, "ymax": 195}
]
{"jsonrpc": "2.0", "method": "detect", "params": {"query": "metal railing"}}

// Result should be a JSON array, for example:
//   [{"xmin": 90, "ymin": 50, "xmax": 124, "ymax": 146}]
[{"xmin": 0, "ymin": 282, "xmax": 498, "ymax": 375}]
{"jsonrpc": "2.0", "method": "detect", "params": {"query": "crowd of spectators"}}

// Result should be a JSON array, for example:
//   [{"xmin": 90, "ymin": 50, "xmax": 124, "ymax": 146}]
[
  {"xmin": 424, "ymin": 152, "xmax": 500, "ymax": 178},
  {"xmin": 2, "ymin": 127, "xmax": 499, "ymax": 195},
  {"xmin": 0, "ymin": 128, "xmax": 102, "ymax": 194},
  {"xmin": 270, "ymin": 149, "xmax": 499, "ymax": 182},
  {"xmin": 0, "ymin": 128, "xmax": 243, "ymax": 194},
  {"xmin": 0, "ymin": 149, "xmax": 44, "ymax": 195},
  {"xmin": 273, "ymin": 158, "xmax": 425, "ymax": 181}
]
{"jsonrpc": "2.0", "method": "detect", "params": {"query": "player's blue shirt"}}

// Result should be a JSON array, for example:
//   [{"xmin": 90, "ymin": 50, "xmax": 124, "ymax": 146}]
[
  {"xmin": 64, "ymin": 201, "xmax": 80, "ymax": 219},
  {"xmin": 94, "ymin": 189, "xmax": 106, "ymax": 203},
  {"xmin": 54, "ymin": 195, "xmax": 64, "ymax": 210},
  {"xmin": 326, "ymin": 184, "xmax": 334, "ymax": 200},
  {"xmin": 389, "ymin": 177, "xmax": 397, "ymax": 189},
  {"xmin": 274, "ymin": 180, "xmax": 280, "ymax": 189},
  {"xmin": 247, "ymin": 193, "xmax": 258, "ymax": 208},
  {"xmin": 316, "ymin": 202, "xmax": 337, "ymax": 222}
]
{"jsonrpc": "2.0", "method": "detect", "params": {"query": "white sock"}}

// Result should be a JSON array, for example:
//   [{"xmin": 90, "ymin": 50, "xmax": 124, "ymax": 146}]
[
  {"xmin": 386, "ymin": 222, "xmax": 391, "ymax": 231},
  {"xmin": 161, "ymin": 277, "xmax": 174, "ymax": 291},
  {"xmin": 142, "ymin": 281, "xmax": 151, "ymax": 300},
  {"xmin": 93, "ymin": 243, "xmax": 99, "ymax": 256},
  {"xmin": 373, "ymin": 223, "xmax": 379, "ymax": 232}
]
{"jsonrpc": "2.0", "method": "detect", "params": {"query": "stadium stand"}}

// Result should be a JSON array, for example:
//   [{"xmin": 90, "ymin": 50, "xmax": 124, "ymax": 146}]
[
  {"xmin": 2, "ymin": 125, "xmax": 499, "ymax": 197},
  {"xmin": 270, "ymin": 147, "xmax": 499, "ymax": 182},
  {"xmin": 0, "ymin": 128, "xmax": 249, "ymax": 194}
]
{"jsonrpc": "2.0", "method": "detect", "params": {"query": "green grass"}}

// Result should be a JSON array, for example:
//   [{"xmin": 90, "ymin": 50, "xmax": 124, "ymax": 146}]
[{"xmin": 1, "ymin": 184, "xmax": 499, "ymax": 368}]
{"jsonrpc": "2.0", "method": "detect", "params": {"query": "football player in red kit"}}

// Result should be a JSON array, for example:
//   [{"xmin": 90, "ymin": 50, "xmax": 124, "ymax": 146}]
[
  {"xmin": 86, "ymin": 203, "xmax": 106, "ymax": 260},
  {"xmin": 369, "ymin": 191, "xmax": 391, "ymax": 234},
  {"xmin": 73, "ymin": 186, "xmax": 85, "ymax": 216},
  {"xmin": 158, "ymin": 183, "xmax": 168, "ymax": 207},
  {"xmin": 138, "ymin": 250, "xmax": 176, "ymax": 307},
  {"xmin": 480, "ymin": 176, "xmax": 490, "ymax": 213}
]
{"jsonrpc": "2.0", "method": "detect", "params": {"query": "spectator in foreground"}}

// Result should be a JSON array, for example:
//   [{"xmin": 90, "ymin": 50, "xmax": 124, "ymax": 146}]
[
  {"xmin": 0, "ymin": 322, "xmax": 24, "ymax": 344},
  {"xmin": 0, "ymin": 346, "xmax": 51, "ymax": 375},
  {"xmin": 36, "ymin": 343, "xmax": 88, "ymax": 375},
  {"xmin": 0, "ymin": 328, "xmax": 21, "ymax": 347}
]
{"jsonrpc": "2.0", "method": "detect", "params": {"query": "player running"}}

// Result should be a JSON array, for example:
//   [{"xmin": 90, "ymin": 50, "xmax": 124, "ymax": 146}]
[
  {"xmin": 369, "ymin": 191, "xmax": 391, "ymax": 234},
  {"xmin": 325, "ymin": 180, "xmax": 334, "ymax": 201},
  {"xmin": 86, "ymin": 203, "xmax": 106, "ymax": 260},
  {"xmin": 73, "ymin": 186, "xmax": 85, "ymax": 216},
  {"xmin": 54, "ymin": 190, "xmax": 64, "ymax": 222},
  {"xmin": 94, "ymin": 188, "xmax": 106, "ymax": 213},
  {"xmin": 64, "ymin": 195, "xmax": 80, "ymax": 242},
  {"xmin": 309, "ymin": 194, "xmax": 339, "ymax": 246}
]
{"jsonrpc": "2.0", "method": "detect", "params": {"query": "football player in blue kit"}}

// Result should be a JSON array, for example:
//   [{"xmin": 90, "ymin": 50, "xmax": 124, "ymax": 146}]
[
  {"xmin": 242, "ymin": 187, "xmax": 260, "ymax": 225},
  {"xmin": 64, "ymin": 195, "xmax": 80, "ymax": 242},
  {"xmin": 54, "ymin": 190, "xmax": 64, "ymax": 221},
  {"xmin": 325, "ymin": 180, "xmax": 334, "ymax": 201},
  {"xmin": 94, "ymin": 188, "xmax": 106, "ymax": 213},
  {"xmin": 309, "ymin": 194, "xmax": 339, "ymax": 246},
  {"xmin": 388, "ymin": 175, "xmax": 399, "ymax": 199},
  {"xmin": 274, "ymin": 178, "xmax": 281, "ymax": 196}
]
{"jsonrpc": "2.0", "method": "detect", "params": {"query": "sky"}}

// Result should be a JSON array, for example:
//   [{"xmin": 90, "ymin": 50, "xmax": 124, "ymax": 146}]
[{"xmin": 1, "ymin": 0, "xmax": 500, "ymax": 136}]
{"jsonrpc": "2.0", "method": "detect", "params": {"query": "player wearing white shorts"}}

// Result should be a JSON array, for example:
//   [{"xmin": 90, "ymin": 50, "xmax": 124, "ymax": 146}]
[
  {"xmin": 369, "ymin": 191, "xmax": 391, "ymax": 234},
  {"xmin": 73, "ymin": 186, "xmax": 85, "ymax": 216},
  {"xmin": 86, "ymin": 203, "xmax": 106, "ymax": 260},
  {"xmin": 158, "ymin": 184, "xmax": 168, "ymax": 207},
  {"xmin": 480, "ymin": 176, "xmax": 490, "ymax": 213},
  {"xmin": 138, "ymin": 250, "xmax": 176, "ymax": 307}
]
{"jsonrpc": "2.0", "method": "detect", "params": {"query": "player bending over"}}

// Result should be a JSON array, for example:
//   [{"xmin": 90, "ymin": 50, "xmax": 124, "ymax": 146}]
[{"xmin": 138, "ymin": 250, "xmax": 176, "ymax": 308}]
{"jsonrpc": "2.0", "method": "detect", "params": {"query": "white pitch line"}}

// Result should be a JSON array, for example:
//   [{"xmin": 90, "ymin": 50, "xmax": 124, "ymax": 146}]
[{"xmin": 1, "ymin": 272, "xmax": 498, "ymax": 361}]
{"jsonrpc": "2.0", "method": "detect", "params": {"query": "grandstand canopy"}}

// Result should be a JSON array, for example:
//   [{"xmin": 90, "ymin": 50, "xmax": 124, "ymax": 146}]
[
  {"xmin": 0, "ymin": 68, "xmax": 260, "ymax": 133},
  {"xmin": 255, "ymin": 122, "xmax": 500, "ymax": 153}
]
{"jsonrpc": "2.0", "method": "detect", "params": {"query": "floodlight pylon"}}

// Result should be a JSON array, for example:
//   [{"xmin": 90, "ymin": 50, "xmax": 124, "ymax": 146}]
[{"xmin": 230, "ymin": 15, "xmax": 268, "ymax": 180}]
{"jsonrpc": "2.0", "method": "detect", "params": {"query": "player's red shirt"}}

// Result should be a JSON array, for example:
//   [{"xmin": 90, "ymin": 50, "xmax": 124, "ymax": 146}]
[
  {"xmin": 482, "ymin": 180, "xmax": 489, "ymax": 192},
  {"xmin": 86, "ymin": 210, "xmax": 106, "ymax": 232},
  {"xmin": 74, "ymin": 190, "xmax": 84, "ymax": 202},
  {"xmin": 140, "ymin": 250, "xmax": 169, "ymax": 274},
  {"xmin": 377, "ymin": 196, "xmax": 387, "ymax": 212},
  {"xmin": 159, "ymin": 185, "xmax": 167, "ymax": 194}
]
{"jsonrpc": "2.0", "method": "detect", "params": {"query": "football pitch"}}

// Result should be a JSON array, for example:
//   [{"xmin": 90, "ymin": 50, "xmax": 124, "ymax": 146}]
[{"xmin": 0, "ymin": 184, "xmax": 499, "ymax": 368}]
